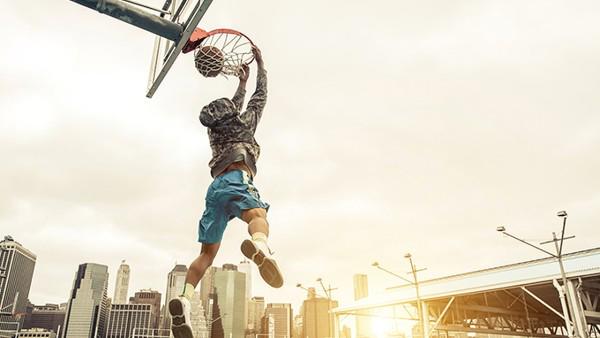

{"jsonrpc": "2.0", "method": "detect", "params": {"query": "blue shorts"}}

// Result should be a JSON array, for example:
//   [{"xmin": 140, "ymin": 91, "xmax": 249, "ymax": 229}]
[{"xmin": 198, "ymin": 170, "xmax": 270, "ymax": 244}]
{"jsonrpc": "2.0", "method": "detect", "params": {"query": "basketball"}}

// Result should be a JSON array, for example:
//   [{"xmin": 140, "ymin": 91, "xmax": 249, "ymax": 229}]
[{"xmin": 194, "ymin": 46, "xmax": 224, "ymax": 78}]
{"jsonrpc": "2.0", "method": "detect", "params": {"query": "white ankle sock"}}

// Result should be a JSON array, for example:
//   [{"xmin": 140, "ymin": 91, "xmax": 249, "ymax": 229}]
[
  {"xmin": 252, "ymin": 232, "xmax": 268, "ymax": 243},
  {"xmin": 182, "ymin": 283, "xmax": 195, "ymax": 300}
]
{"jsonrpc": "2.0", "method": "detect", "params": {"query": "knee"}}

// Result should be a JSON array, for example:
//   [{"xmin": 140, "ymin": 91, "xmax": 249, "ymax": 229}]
[{"xmin": 242, "ymin": 208, "xmax": 267, "ymax": 223}]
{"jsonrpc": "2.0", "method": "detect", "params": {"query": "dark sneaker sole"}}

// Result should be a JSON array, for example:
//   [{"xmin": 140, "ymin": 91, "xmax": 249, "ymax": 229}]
[
  {"xmin": 241, "ymin": 239, "xmax": 284, "ymax": 288},
  {"xmin": 168, "ymin": 299, "xmax": 193, "ymax": 338}
]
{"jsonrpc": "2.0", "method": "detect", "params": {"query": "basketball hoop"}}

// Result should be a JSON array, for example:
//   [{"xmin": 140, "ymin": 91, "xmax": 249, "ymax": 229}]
[{"xmin": 183, "ymin": 28, "xmax": 255, "ymax": 78}]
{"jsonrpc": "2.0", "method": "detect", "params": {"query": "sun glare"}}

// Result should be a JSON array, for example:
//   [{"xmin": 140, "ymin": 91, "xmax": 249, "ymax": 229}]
[{"xmin": 371, "ymin": 317, "xmax": 392, "ymax": 338}]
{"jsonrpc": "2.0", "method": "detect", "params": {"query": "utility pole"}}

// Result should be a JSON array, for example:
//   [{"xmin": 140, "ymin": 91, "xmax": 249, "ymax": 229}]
[
  {"xmin": 405, "ymin": 254, "xmax": 427, "ymax": 338},
  {"xmin": 372, "ymin": 255, "xmax": 428, "ymax": 338},
  {"xmin": 497, "ymin": 210, "xmax": 584, "ymax": 338}
]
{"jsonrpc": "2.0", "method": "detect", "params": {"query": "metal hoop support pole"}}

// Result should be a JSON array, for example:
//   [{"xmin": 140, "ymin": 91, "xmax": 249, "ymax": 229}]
[{"xmin": 70, "ymin": 0, "xmax": 183, "ymax": 41}]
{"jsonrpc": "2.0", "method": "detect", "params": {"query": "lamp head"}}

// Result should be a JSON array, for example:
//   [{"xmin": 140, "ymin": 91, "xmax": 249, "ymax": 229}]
[
  {"xmin": 496, "ymin": 226, "xmax": 506, "ymax": 232},
  {"xmin": 557, "ymin": 210, "xmax": 567, "ymax": 218},
  {"xmin": 371, "ymin": 262, "xmax": 379, "ymax": 267},
  {"xmin": 316, "ymin": 278, "xmax": 322, "ymax": 282},
  {"xmin": 296, "ymin": 283, "xmax": 302, "ymax": 288},
  {"xmin": 404, "ymin": 253, "xmax": 412, "ymax": 259}
]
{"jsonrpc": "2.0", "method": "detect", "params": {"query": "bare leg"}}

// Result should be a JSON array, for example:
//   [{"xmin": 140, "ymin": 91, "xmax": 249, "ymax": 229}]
[
  {"xmin": 239, "ymin": 208, "xmax": 283, "ymax": 288},
  {"xmin": 241, "ymin": 208, "xmax": 269, "ymax": 236},
  {"xmin": 185, "ymin": 242, "xmax": 221, "ymax": 287}
]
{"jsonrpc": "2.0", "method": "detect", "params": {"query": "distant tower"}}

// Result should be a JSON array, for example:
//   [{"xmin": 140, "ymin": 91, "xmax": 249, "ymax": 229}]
[
  {"xmin": 247, "ymin": 296, "xmax": 265, "ymax": 333},
  {"xmin": 353, "ymin": 274, "xmax": 371, "ymax": 338},
  {"xmin": 0, "ymin": 236, "xmax": 37, "ymax": 333},
  {"xmin": 106, "ymin": 303, "xmax": 152, "ymax": 338},
  {"xmin": 200, "ymin": 266, "xmax": 219, "ymax": 314},
  {"xmin": 238, "ymin": 260, "xmax": 252, "ymax": 331},
  {"xmin": 238, "ymin": 260, "xmax": 252, "ymax": 299},
  {"xmin": 129, "ymin": 289, "xmax": 162, "ymax": 329},
  {"xmin": 62, "ymin": 263, "xmax": 110, "ymax": 338},
  {"xmin": 262, "ymin": 304, "xmax": 293, "ymax": 338},
  {"xmin": 113, "ymin": 260, "xmax": 130, "ymax": 304},
  {"xmin": 190, "ymin": 291, "xmax": 209, "ymax": 338},
  {"xmin": 162, "ymin": 264, "xmax": 187, "ymax": 330},
  {"xmin": 213, "ymin": 264, "xmax": 246, "ymax": 338},
  {"xmin": 301, "ymin": 287, "xmax": 338, "ymax": 338}
]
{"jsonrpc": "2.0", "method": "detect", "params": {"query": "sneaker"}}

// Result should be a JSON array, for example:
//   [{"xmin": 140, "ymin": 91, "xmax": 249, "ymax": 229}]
[
  {"xmin": 241, "ymin": 239, "xmax": 284, "ymax": 288},
  {"xmin": 169, "ymin": 297, "xmax": 193, "ymax": 338}
]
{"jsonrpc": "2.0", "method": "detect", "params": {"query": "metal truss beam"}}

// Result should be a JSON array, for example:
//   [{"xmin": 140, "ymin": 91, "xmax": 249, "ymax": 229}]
[{"xmin": 436, "ymin": 325, "xmax": 568, "ymax": 338}]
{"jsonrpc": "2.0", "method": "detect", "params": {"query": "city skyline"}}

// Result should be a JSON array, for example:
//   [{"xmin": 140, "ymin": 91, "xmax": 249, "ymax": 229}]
[
  {"xmin": 5, "ymin": 234, "xmax": 600, "ymax": 338},
  {"xmin": 2, "ymin": 237, "xmax": 323, "ymax": 337}
]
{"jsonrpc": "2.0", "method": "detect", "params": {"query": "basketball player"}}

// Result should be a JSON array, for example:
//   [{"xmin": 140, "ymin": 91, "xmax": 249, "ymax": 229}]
[{"xmin": 168, "ymin": 45, "xmax": 283, "ymax": 338}]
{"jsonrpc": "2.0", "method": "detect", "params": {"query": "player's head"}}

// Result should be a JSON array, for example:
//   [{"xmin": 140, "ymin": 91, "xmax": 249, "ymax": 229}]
[{"xmin": 199, "ymin": 98, "xmax": 237, "ymax": 127}]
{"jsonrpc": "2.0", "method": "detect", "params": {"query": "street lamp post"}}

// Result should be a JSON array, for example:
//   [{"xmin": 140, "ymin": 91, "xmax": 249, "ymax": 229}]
[
  {"xmin": 317, "ymin": 278, "xmax": 338, "ymax": 338},
  {"xmin": 372, "ymin": 256, "xmax": 427, "ymax": 338},
  {"xmin": 496, "ymin": 210, "xmax": 581, "ymax": 338},
  {"xmin": 404, "ymin": 254, "xmax": 426, "ymax": 338}
]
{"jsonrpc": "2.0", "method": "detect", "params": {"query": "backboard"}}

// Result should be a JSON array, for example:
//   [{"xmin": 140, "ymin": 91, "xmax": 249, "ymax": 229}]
[{"xmin": 147, "ymin": 0, "xmax": 214, "ymax": 98}]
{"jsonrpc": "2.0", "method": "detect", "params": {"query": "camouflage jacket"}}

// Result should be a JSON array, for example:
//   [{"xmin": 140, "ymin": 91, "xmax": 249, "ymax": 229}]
[{"xmin": 199, "ymin": 67, "xmax": 267, "ymax": 178}]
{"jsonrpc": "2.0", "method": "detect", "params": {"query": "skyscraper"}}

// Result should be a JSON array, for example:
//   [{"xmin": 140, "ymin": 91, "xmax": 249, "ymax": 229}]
[
  {"xmin": 353, "ymin": 274, "xmax": 371, "ymax": 338},
  {"xmin": 237, "ymin": 260, "xmax": 252, "ymax": 332},
  {"xmin": 130, "ymin": 290, "xmax": 162, "ymax": 329},
  {"xmin": 0, "ymin": 236, "xmax": 36, "ymax": 338},
  {"xmin": 162, "ymin": 264, "xmax": 187, "ymax": 330},
  {"xmin": 213, "ymin": 264, "xmax": 246, "ymax": 338},
  {"xmin": 0, "ymin": 236, "xmax": 37, "ymax": 322},
  {"xmin": 199, "ymin": 266, "xmax": 220, "ymax": 315},
  {"xmin": 301, "ymin": 288, "xmax": 338, "ymax": 338},
  {"xmin": 190, "ymin": 291, "xmax": 209, "ymax": 338},
  {"xmin": 106, "ymin": 304, "xmax": 152, "ymax": 338},
  {"xmin": 113, "ymin": 261, "xmax": 130, "ymax": 305},
  {"xmin": 262, "ymin": 304, "xmax": 293, "ymax": 338},
  {"xmin": 247, "ymin": 297, "xmax": 265, "ymax": 333},
  {"xmin": 63, "ymin": 263, "xmax": 110, "ymax": 338},
  {"xmin": 207, "ymin": 293, "xmax": 223, "ymax": 338},
  {"xmin": 238, "ymin": 260, "xmax": 252, "ymax": 300}
]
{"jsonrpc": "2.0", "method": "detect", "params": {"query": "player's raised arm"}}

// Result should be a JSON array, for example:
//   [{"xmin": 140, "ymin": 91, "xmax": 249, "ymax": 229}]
[
  {"xmin": 243, "ymin": 46, "xmax": 267, "ymax": 128},
  {"xmin": 232, "ymin": 64, "xmax": 249, "ymax": 112}
]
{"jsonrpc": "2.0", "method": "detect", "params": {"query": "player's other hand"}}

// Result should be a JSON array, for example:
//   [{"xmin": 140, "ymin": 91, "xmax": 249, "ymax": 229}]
[
  {"xmin": 252, "ymin": 45, "xmax": 264, "ymax": 66},
  {"xmin": 239, "ymin": 64, "xmax": 250, "ymax": 82}
]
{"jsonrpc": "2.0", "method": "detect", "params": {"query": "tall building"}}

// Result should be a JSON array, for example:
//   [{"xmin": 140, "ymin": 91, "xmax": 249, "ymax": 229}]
[
  {"xmin": 247, "ymin": 297, "xmax": 265, "ymax": 332},
  {"xmin": 0, "ymin": 236, "xmax": 37, "ymax": 324},
  {"xmin": 63, "ymin": 263, "xmax": 110, "ymax": 338},
  {"xmin": 238, "ymin": 260, "xmax": 252, "ymax": 332},
  {"xmin": 106, "ymin": 304, "xmax": 152, "ymax": 338},
  {"xmin": 113, "ymin": 261, "xmax": 130, "ymax": 305},
  {"xmin": 353, "ymin": 274, "xmax": 371, "ymax": 338},
  {"xmin": 190, "ymin": 291, "xmax": 209, "ymax": 338},
  {"xmin": 262, "ymin": 304, "xmax": 293, "ymax": 338},
  {"xmin": 213, "ymin": 264, "xmax": 246, "ymax": 338},
  {"xmin": 238, "ymin": 260, "xmax": 252, "ymax": 299},
  {"xmin": 200, "ymin": 266, "xmax": 222, "ymax": 336},
  {"xmin": 23, "ymin": 303, "xmax": 66, "ymax": 334},
  {"xmin": 199, "ymin": 266, "xmax": 220, "ymax": 315},
  {"xmin": 207, "ymin": 293, "xmax": 223, "ymax": 338},
  {"xmin": 129, "ymin": 290, "xmax": 162, "ymax": 329},
  {"xmin": 162, "ymin": 264, "xmax": 187, "ymax": 330},
  {"xmin": 301, "ymin": 288, "xmax": 338, "ymax": 338},
  {"xmin": 293, "ymin": 315, "xmax": 302, "ymax": 338}
]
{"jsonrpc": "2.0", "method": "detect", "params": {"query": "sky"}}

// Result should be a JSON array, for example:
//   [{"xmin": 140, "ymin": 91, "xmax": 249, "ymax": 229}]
[{"xmin": 2, "ymin": 0, "xmax": 600, "ymax": 319}]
